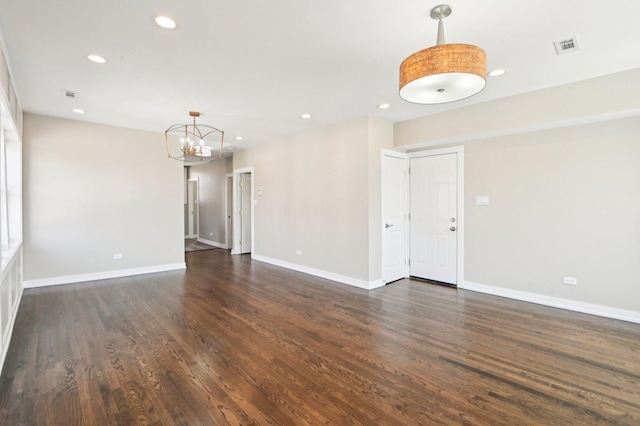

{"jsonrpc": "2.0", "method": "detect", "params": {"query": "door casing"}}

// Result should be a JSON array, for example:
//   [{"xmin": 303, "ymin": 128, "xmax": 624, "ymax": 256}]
[
  {"xmin": 407, "ymin": 146, "xmax": 464, "ymax": 286},
  {"xmin": 232, "ymin": 167, "xmax": 254, "ymax": 255},
  {"xmin": 187, "ymin": 178, "xmax": 199, "ymax": 239},
  {"xmin": 225, "ymin": 173, "xmax": 233, "ymax": 250},
  {"xmin": 381, "ymin": 146, "xmax": 465, "ymax": 286},
  {"xmin": 240, "ymin": 173, "xmax": 252, "ymax": 254}
]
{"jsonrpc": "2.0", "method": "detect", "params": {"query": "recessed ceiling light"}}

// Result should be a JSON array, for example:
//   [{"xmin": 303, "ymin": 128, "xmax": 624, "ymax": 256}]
[
  {"xmin": 227, "ymin": 147, "xmax": 236, "ymax": 151},
  {"xmin": 236, "ymin": 136, "xmax": 244, "ymax": 141},
  {"xmin": 377, "ymin": 103, "xmax": 390, "ymax": 109},
  {"xmin": 301, "ymin": 114, "xmax": 312, "ymax": 119},
  {"xmin": 87, "ymin": 54, "xmax": 107, "ymax": 64},
  {"xmin": 72, "ymin": 109, "xmax": 86, "ymax": 114},
  {"xmin": 155, "ymin": 16, "xmax": 177, "ymax": 30},
  {"xmin": 488, "ymin": 68, "xmax": 507, "ymax": 77}
]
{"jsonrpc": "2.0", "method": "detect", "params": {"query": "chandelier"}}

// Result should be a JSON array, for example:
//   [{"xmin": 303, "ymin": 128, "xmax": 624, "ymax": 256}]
[
  {"xmin": 164, "ymin": 111, "xmax": 224, "ymax": 163},
  {"xmin": 399, "ymin": 4, "xmax": 486, "ymax": 104}
]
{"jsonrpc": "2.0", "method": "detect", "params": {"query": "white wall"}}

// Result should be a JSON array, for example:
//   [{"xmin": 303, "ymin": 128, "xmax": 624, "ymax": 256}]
[
  {"xmin": 463, "ymin": 117, "xmax": 640, "ymax": 312},
  {"xmin": 23, "ymin": 113, "xmax": 185, "ymax": 284},
  {"xmin": 233, "ymin": 117, "xmax": 392, "ymax": 286},
  {"xmin": 368, "ymin": 118, "xmax": 393, "ymax": 280},
  {"xmin": 395, "ymin": 68, "xmax": 640, "ymax": 149},
  {"xmin": 395, "ymin": 69, "xmax": 640, "ymax": 316}
]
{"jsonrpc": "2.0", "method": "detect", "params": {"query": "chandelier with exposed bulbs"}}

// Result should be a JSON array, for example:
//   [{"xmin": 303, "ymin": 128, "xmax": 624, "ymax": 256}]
[{"xmin": 164, "ymin": 111, "xmax": 224, "ymax": 163}]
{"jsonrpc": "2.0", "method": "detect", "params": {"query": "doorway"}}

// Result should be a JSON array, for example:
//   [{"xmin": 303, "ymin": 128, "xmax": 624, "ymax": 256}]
[
  {"xmin": 381, "ymin": 146, "xmax": 464, "ymax": 287},
  {"xmin": 232, "ymin": 167, "xmax": 254, "ymax": 255},
  {"xmin": 225, "ymin": 173, "xmax": 233, "ymax": 250},
  {"xmin": 187, "ymin": 178, "xmax": 199, "ymax": 239},
  {"xmin": 408, "ymin": 147, "xmax": 464, "ymax": 286},
  {"xmin": 381, "ymin": 150, "xmax": 407, "ymax": 284},
  {"xmin": 240, "ymin": 173, "xmax": 252, "ymax": 254}
]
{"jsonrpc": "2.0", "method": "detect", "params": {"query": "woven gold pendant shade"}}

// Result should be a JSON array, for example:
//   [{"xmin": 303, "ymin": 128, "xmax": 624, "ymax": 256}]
[{"xmin": 399, "ymin": 5, "xmax": 486, "ymax": 104}]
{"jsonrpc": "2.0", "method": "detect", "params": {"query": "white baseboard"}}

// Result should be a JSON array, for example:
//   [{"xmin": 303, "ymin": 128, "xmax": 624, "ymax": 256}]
[
  {"xmin": 462, "ymin": 280, "xmax": 640, "ymax": 324},
  {"xmin": 196, "ymin": 238, "xmax": 228, "ymax": 249},
  {"xmin": 252, "ymin": 254, "xmax": 384, "ymax": 290},
  {"xmin": 23, "ymin": 263, "xmax": 187, "ymax": 288}
]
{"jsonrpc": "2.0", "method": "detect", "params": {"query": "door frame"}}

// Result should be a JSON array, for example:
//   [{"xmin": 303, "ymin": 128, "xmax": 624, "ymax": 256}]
[
  {"xmin": 381, "ymin": 149, "xmax": 408, "ymax": 283},
  {"xmin": 187, "ymin": 177, "xmax": 199, "ymax": 239},
  {"xmin": 225, "ymin": 173, "xmax": 233, "ymax": 250},
  {"xmin": 232, "ymin": 167, "xmax": 254, "ymax": 255},
  {"xmin": 407, "ymin": 146, "xmax": 465, "ymax": 287}
]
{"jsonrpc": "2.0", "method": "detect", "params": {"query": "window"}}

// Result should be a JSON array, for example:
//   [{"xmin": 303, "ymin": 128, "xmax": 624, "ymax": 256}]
[{"xmin": 0, "ymin": 100, "xmax": 21, "ymax": 269}]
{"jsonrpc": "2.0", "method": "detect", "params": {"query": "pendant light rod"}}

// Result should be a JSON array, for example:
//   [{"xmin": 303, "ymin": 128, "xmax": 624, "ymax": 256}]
[
  {"xmin": 431, "ymin": 4, "xmax": 451, "ymax": 46},
  {"xmin": 436, "ymin": 18, "xmax": 445, "ymax": 45}
]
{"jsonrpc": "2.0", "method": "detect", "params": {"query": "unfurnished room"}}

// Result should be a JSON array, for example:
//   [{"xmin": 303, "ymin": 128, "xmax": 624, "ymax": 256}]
[{"xmin": 0, "ymin": 1, "xmax": 639, "ymax": 425}]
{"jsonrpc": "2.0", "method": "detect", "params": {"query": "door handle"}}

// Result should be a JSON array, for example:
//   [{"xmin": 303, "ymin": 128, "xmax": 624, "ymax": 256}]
[
  {"xmin": 450, "ymin": 226, "xmax": 456, "ymax": 231},
  {"xmin": 385, "ymin": 223, "xmax": 393, "ymax": 229}
]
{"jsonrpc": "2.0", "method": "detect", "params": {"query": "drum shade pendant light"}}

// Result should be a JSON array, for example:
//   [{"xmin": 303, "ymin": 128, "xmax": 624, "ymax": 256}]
[
  {"xmin": 165, "ymin": 111, "xmax": 225, "ymax": 163},
  {"xmin": 399, "ymin": 4, "xmax": 486, "ymax": 104}
]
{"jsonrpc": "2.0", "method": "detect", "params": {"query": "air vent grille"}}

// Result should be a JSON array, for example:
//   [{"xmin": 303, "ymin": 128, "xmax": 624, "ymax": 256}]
[
  {"xmin": 63, "ymin": 89, "xmax": 78, "ymax": 99},
  {"xmin": 554, "ymin": 37, "xmax": 580, "ymax": 55}
]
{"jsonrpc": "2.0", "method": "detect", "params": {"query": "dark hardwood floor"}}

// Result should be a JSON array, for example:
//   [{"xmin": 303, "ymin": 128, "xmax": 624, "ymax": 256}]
[
  {"xmin": 1, "ymin": 250, "xmax": 639, "ymax": 425},
  {"xmin": 184, "ymin": 239, "xmax": 218, "ymax": 252}
]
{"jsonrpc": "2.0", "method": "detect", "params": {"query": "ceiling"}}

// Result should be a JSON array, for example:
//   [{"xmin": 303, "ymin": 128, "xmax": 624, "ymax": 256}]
[{"xmin": 1, "ymin": 0, "xmax": 639, "ymax": 151}]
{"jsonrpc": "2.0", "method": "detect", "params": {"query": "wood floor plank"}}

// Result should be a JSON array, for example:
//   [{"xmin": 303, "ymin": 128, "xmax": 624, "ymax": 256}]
[{"xmin": 1, "ymin": 249, "xmax": 639, "ymax": 425}]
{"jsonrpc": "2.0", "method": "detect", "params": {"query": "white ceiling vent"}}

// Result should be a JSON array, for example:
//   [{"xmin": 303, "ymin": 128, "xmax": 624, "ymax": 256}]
[
  {"xmin": 62, "ymin": 89, "xmax": 78, "ymax": 100},
  {"xmin": 554, "ymin": 37, "xmax": 580, "ymax": 55}
]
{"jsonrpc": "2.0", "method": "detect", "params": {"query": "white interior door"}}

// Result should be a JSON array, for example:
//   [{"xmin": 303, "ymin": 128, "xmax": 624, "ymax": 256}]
[
  {"xmin": 240, "ymin": 173, "xmax": 252, "ymax": 254},
  {"xmin": 226, "ymin": 174, "xmax": 233, "ymax": 249},
  {"xmin": 382, "ymin": 151, "xmax": 407, "ymax": 284},
  {"xmin": 188, "ymin": 178, "xmax": 198, "ymax": 239},
  {"xmin": 410, "ymin": 153, "xmax": 457, "ymax": 284}
]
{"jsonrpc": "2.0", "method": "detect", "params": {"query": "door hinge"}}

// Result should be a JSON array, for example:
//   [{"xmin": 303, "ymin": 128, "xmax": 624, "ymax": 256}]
[
  {"xmin": 406, "ymin": 259, "xmax": 410, "ymax": 266},
  {"xmin": 239, "ymin": 181, "xmax": 243, "ymax": 187},
  {"xmin": 408, "ymin": 167, "xmax": 411, "ymax": 175},
  {"xmin": 408, "ymin": 213, "xmax": 410, "ymax": 221}
]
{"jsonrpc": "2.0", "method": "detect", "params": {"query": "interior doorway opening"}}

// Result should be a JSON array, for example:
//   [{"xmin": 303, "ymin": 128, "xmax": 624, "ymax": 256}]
[
  {"xmin": 187, "ymin": 178, "xmax": 199, "ymax": 239},
  {"xmin": 232, "ymin": 167, "xmax": 254, "ymax": 255},
  {"xmin": 381, "ymin": 146, "xmax": 465, "ymax": 288},
  {"xmin": 225, "ymin": 173, "xmax": 233, "ymax": 250}
]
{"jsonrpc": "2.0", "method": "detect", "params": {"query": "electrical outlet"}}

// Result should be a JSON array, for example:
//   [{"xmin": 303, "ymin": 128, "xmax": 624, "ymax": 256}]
[
  {"xmin": 296, "ymin": 250, "xmax": 302, "ymax": 255},
  {"xmin": 113, "ymin": 253, "xmax": 123, "ymax": 260},
  {"xmin": 563, "ymin": 276, "xmax": 577, "ymax": 285}
]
